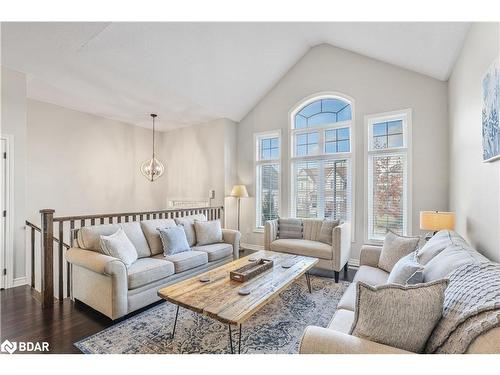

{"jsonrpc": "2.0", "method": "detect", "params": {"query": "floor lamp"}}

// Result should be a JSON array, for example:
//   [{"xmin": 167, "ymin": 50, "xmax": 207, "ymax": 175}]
[{"xmin": 230, "ymin": 185, "xmax": 248, "ymax": 231}]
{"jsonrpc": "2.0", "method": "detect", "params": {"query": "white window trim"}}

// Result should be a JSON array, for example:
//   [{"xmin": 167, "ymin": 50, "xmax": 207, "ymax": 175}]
[
  {"xmin": 287, "ymin": 92, "xmax": 356, "ymax": 242},
  {"xmin": 254, "ymin": 130, "xmax": 282, "ymax": 230},
  {"xmin": 364, "ymin": 109, "xmax": 413, "ymax": 245}
]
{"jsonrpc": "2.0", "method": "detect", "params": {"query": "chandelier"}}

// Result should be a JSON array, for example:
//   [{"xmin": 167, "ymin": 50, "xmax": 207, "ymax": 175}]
[{"xmin": 140, "ymin": 114, "xmax": 165, "ymax": 181}]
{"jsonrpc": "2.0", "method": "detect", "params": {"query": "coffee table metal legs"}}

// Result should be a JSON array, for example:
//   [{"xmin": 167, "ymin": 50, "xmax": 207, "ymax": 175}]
[
  {"xmin": 171, "ymin": 305, "xmax": 180, "ymax": 339},
  {"xmin": 228, "ymin": 324, "xmax": 242, "ymax": 354},
  {"xmin": 305, "ymin": 272, "xmax": 312, "ymax": 293}
]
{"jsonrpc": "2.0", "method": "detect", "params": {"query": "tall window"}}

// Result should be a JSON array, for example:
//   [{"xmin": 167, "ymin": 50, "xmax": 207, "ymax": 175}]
[
  {"xmin": 367, "ymin": 110, "xmax": 411, "ymax": 241},
  {"xmin": 255, "ymin": 131, "xmax": 280, "ymax": 228},
  {"xmin": 291, "ymin": 96, "xmax": 353, "ymax": 222}
]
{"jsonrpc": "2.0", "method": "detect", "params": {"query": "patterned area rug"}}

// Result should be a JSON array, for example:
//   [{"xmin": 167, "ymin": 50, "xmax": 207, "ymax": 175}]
[{"xmin": 75, "ymin": 276, "xmax": 349, "ymax": 354}]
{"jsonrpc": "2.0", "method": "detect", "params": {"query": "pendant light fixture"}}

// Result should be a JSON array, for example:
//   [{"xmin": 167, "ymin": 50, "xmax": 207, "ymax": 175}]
[{"xmin": 140, "ymin": 114, "xmax": 165, "ymax": 181}]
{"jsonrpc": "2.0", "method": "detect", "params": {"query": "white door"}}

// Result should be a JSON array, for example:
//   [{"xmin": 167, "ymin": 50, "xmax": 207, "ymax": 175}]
[{"xmin": 0, "ymin": 138, "xmax": 6, "ymax": 289}]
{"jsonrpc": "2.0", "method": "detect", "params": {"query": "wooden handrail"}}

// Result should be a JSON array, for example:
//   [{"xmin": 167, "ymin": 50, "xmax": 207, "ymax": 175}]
[
  {"xmin": 52, "ymin": 206, "xmax": 223, "ymax": 222},
  {"xmin": 26, "ymin": 220, "xmax": 71, "ymax": 249}
]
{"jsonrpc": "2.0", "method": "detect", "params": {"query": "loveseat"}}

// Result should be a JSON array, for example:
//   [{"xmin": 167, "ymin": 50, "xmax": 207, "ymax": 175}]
[
  {"xmin": 264, "ymin": 218, "xmax": 351, "ymax": 282},
  {"xmin": 65, "ymin": 214, "xmax": 241, "ymax": 320},
  {"xmin": 299, "ymin": 230, "xmax": 500, "ymax": 354}
]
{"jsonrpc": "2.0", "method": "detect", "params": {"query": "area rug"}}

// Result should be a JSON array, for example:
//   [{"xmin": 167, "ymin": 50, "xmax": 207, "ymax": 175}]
[{"xmin": 75, "ymin": 276, "xmax": 349, "ymax": 354}]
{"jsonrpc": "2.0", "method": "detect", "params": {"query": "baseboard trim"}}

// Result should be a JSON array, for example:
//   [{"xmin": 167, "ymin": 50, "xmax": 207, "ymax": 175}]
[
  {"xmin": 13, "ymin": 276, "xmax": 28, "ymax": 287},
  {"xmin": 241, "ymin": 243, "xmax": 361, "ymax": 268}
]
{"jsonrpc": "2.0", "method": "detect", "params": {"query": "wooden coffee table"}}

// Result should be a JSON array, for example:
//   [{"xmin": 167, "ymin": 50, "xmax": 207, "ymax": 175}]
[{"xmin": 157, "ymin": 250, "xmax": 318, "ymax": 354}]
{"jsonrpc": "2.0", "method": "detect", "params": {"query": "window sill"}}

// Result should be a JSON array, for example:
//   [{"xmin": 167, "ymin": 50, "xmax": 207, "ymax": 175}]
[{"xmin": 253, "ymin": 228, "xmax": 264, "ymax": 234}]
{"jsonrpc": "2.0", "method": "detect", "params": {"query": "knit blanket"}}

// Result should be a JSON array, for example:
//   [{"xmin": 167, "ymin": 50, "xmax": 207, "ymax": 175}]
[{"xmin": 425, "ymin": 262, "xmax": 500, "ymax": 353}]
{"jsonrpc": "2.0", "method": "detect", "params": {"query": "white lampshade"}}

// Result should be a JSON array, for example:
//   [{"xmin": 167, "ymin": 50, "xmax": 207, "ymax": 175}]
[
  {"xmin": 420, "ymin": 211, "xmax": 455, "ymax": 231},
  {"xmin": 230, "ymin": 185, "xmax": 249, "ymax": 198}
]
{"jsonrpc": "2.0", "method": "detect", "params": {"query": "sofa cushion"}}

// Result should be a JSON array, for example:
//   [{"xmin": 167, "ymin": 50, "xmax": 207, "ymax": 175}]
[
  {"xmin": 417, "ymin": 230, "xmax": 453, "ymax": 265},
  {"xmin": 270, "ymin": 239, "xmax": 332, "ymax": 260},
  {"xmin": 318, "ymin": 219, "xmax": 340, "ymax": 245},
  {"xmin": 99, "ymin": 228, "xmax": 138, "ymax": 267},
  {"xmin": 158, "ymin": 226, "xmax": 191, "ymax": 256},
  {"xmin": 353, "ymin": 265, "xmax": 390, "ymax": 285},
  {"xmin": 423, "ymin": 245, "xmax": 489, "ymax": 282},
  {"xmin": 164, "ymin": 250, "xmax": 208, "ymax": 273},
  {"xmin": 78, "ymin": 224, "xmax": 120, "ymax": 251},
  {"xmin": 328, "ymin": 309, "xmax": 355, "ymax": 333},
  {"xmin": 303, "ymin": 219, "xmax": 323, "ymax": 241},
  {"xmin": 350, "ymin": 280, "xmax": 448, "ymax": 353},
  {"xmin": 127, "ymin": 258, "xmax": 175, "ymax": 290},
  {"xmin": 337, "ymin": 283, "xmax": 357, "ymax": 311},
  {"xmin": 278, "ymin": 218, "xmax": 303, "ymax": 239},
  {"xmin": 194, "ymin": 219, "xmax": 223, "ymax": 245},
  {"xmin": 140, "ymin": 219, "xmax": 177, "ymax": 255},
  {"xmin": 192, "ymin": 243, "xmax": 233, "ymax": 262},
  {"xmin": 121, "ymin": 222, "xmax": 152, "ymax": 258},
  {"xmin": 378, "ymin": 230, "xmax": 419, "ymax": 272},
  {"xmin": 175, "ymin": 214, "xmax": 207, "ymax": 246}
]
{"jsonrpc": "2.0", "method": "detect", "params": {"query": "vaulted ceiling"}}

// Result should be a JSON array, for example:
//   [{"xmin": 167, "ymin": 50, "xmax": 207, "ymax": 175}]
[{"xmin": 1, "ymin": 22, "xmax": 470, "ymax": 131}]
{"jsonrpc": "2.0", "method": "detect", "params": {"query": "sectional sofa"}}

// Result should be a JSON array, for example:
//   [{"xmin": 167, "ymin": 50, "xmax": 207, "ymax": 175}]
[
  {"xmin": 65, "ymin": 215, "xmax": 241, "ymax": 320},
  {"xmin": 299, "ymin": 230, "xmax": 500, "ymax": 354}
]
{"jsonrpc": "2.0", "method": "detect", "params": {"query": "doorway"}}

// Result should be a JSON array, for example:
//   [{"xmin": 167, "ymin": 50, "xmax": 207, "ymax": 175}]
[{"xmin": 1, "ymin": 135, "xmax": 12, "ymax": 290}]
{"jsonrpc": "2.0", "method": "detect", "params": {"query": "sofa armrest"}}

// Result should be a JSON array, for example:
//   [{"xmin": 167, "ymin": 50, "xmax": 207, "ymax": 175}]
[
  {"xmin": 332, "ymin": 222, "xmax": 351, "ymax": 272},
  {"xmin": 359, "ymin": 245, "xmax": 382, "ymax": 267},
  {"xmin": 264, "ymin": 219, "xmax": 278, "ymax": 250},
  {"xmin": 65, "ymin": 247, "xmax": 126, "ymax": 276},
  {"xmin": 222, "ymin": 229, "xmax": 241, "ymax": 259},
  {"xmin": 299, "ymin": 326, "xmax": 411, "ymax": 354}
]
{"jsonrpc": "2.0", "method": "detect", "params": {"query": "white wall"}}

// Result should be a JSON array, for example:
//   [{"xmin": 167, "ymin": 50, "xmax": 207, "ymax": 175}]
[
  {"xmin": 26, "ymin": 99, "xmax": 167, "ymax": 222},
  {"xmin": 449, "ymin": 23, "xmax": 500, "ymax": 262},
  {"xmin": 160, "ymin": 118, "xmax": 238, "ymax": 228},
  {"xmin": 1, "ymin": 67, "xmax": 27, "ymax": 281},
  {"xmin": 237, "ymin": 44, "xmax": 449, "ymax": 260}
]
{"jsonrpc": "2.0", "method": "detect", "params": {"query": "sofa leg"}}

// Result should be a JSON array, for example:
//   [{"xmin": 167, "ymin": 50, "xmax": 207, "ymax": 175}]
[
  {"xmin": 343, "ymin": 263, "xmax": 348, "ymax": 280},
  {"xmin": 334, "ymin": 271, "xmax": 339, "ymax": 283}
]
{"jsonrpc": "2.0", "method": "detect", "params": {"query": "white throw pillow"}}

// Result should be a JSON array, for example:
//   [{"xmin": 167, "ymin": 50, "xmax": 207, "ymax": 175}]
[
  {"xmin": 387, "ymin": 251, "xmax": 424, "ymax": 285},
  {"xmin": 194, "ymin": 219, "xmax": 223, "ymax": 246},
  {"xmin": 99, "ymin": 228, "xmax": 138, "ymax": 267}
]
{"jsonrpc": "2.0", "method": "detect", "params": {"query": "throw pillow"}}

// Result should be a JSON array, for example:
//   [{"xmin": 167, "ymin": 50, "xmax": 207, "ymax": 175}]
[
  {"xmin": 194, "ymin": 219, "xmax": 223, "ymax": 246},
  {"xmin": 417, "ymin": 230, "xmax": 453, "ymax": 265},
  {"xmin": 318, "ymin": 219, "xmax": 340, "ymax": 245},
  {"xmin": 175, "ymin": 214, "xmax": 206, "ymax": 247},
  {"xmin": 378, "ymin": 230, "xmax": 420, "ymax": 272},
  {"xmin": 387, "ymin": 251, "xmax": 424, "ymax": 285},
  {"xmin": 350, "ymin": 279, "xmax": 449, "ymax": 353},
  {"xmin": 99, "ymin": 228, "xmax": 138, "ymax": 267},
  {"xmin": 278, "ymin": 218, "xmax": 303, "ymax": 239},
  {"xmin": 157, "ymin": 225, "xmax": 191, "ymax": 256}
]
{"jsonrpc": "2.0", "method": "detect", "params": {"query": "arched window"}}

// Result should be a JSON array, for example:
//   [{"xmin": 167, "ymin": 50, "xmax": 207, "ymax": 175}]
[{"xmin": 290, "ymin": 95, "xmax": 353, "ymax": 223}]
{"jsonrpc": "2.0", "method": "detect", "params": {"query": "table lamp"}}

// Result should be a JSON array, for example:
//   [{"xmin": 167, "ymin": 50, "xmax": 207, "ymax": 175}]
[
  {"xmin": 420, "ymin": 211, "xmax": 455, "ymax": 237},
  {"xmin": 230, "ymin": 185, "xmax": 249, "ymax": 231}
]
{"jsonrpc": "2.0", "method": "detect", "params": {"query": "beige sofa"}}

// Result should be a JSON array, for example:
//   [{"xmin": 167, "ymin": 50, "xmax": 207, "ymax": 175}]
[
  {"xmin": 65, "ymin": 216, "xmax": 240, "ymax": 320},
  {"xmin": 264, "ymin": 219, "xmax": 351, "ymax": 282},
  {"xmin": 299, "ymin": 230, "xmax": 500, "ymax": 354}
]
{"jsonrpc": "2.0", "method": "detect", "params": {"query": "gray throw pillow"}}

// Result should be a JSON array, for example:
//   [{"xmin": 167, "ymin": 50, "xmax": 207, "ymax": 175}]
[
  {"xmin": 387, "ymin": 251, "xmax": 424, "ymax": 285},
  {"xmin": 350, "ymin": 279, "xmax": 449, "ymax": 353},
  {"xmin": 157, "ymin": 225, "xmax": 191, "ymax": 256},
  {"xmin": 194, "ymin": 219, "xmax": 223, "ymax": 246},
  {"xmin": 175, "ymin": 214, "xmax": 207, "ymax": 247},
  {"xmin": 278, "ymin": 218, "xmax": 303, "ymax": 239},
  {"xmin": 318, "ymin": 219, "xmax": 340, "ymax": 245},
  {"xmin": 99, "ymin": 228, "xmax": 138, "ymax": 267},
  {"xmin": 378, "ymin": 230, "xmax": 420, "ymax": 272}
]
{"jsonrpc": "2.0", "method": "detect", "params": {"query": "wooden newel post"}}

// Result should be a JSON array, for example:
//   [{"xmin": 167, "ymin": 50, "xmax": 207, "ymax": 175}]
[{"xmin": 40, "ymin": 209, "xmax": 55, "ymax": 309}]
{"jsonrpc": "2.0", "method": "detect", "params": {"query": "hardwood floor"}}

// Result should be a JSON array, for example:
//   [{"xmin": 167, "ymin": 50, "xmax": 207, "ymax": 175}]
[{"xmin": 0, "ymin": 254, "xmax": 356, "ymax": 354}]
